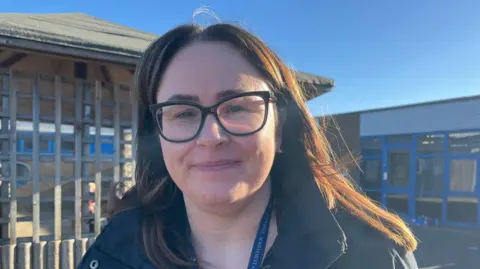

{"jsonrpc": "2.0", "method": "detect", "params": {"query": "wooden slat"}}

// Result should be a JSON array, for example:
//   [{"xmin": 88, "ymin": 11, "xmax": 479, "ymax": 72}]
[
  {"xmin": 54, "ymin": 76, "xmax": 62, "ymax": 241},
  {"xmin": 18, "ymin": 242, "xmax": 32, "ymax": 269},
  {"xmin": 1, "ymin": 244, "xmax": 15, "ymax": 269},
  {"xmin": 0, "ymin": 53, "xmax": 27, "ymax": 68},
  {"xmin": 74, "ymin": 238, "xmax": 87, "ymax": 267},
  {"xmin": 32, "ymin": 74, "xmax": 41, "ymax": 244},
  {"xmin": 33, "ymin": 242, "xmax": 46, "ymax": 269},
  {"xmin": 131, "ymin": 87, "xmax": 138, "ymax": 183},
  {"xmin": 113, "ymin": 84, "xmax": 120, "ymax": 183},
  {"xmin": 61, "ymin": 239, "xmax": 74, "ymax": 269},
  {"xmin": 8, "ymin": 69, "xmax": 17, "ymax": 244},
  {"xmin": 74, "ymin": 81, "xmax": 83, "ymax": 240},
  {"xmin": 46, "ymin": 240, "xmax": 60, "ymax": 269},
  {"xmin": 94, "ymin": 81, "xmax": 102, "ymax": 236}
]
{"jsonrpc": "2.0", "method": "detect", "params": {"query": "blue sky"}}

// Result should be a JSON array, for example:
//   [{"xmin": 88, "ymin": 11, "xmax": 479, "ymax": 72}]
[{"xmin": 3, "ymin": 0, "xmax": 480, "ymax": 115}]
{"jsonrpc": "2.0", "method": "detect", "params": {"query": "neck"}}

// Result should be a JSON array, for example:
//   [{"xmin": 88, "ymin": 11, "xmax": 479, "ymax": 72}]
[{"xmin": 184, "ymin": 180, "xmax": 276, "ymax": 268}]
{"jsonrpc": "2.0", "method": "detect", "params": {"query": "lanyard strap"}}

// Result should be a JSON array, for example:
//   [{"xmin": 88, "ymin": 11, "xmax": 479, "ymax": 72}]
[{"xmin": 189, "ymin": 199, "xmax": 273, "ymax": 269}]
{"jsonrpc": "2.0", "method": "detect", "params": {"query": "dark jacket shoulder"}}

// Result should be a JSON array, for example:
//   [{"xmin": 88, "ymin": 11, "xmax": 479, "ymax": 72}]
[
  {"xmin": 333, "ymin": 210, "xmax": 418, "ymax": 269},
  {"xmin": 76, "ymin": 204, "xmax": 419, "ymax": 269},
  {"xmin": 76, "ymin": 208, "xmax": 154, "ymax": 269}
]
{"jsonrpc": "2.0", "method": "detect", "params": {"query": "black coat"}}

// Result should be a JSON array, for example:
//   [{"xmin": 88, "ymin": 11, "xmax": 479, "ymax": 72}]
[{"xmin": 77, "ymin": 177, "xmax": 419, "ymax": 269}]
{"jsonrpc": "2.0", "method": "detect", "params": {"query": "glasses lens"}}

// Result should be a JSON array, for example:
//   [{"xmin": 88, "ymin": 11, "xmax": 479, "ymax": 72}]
[
  {"xmin": 156, "ymin": 104, "xmax": 202, "ymax": 141},
  {"xmin": 217, "ymin": 94, "xmax": 267, "ymax": 134}
]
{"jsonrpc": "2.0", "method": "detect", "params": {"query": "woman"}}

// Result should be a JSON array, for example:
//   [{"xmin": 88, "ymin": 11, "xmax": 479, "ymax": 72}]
[{"xmin": 78, "ymin": 23, "xmax": 418, "ymax": 269}]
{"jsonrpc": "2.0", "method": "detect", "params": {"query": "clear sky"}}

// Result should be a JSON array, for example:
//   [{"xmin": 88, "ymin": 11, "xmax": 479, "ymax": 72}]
[{"xmin": 3, "ymin": 0, "xmax": 480, "ymax": 115}]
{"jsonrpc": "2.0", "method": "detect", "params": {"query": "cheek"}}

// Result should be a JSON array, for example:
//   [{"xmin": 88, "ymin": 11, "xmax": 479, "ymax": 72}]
[
  {"xmin": 238, "ymin": 116, "xmax": 277, "ymax": 160},
  {"xmin": 159, "ymin": 138, "xmax": 190, "ymax": 177}
]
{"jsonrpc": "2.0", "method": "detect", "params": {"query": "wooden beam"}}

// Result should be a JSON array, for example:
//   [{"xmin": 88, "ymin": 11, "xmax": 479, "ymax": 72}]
[
  {"xmin": 100, "ymin": 65, "xmax": 111, "ymax": 83},
  {"xmin": 0, "ymin": 45, "xmax": 135, "ymax": 72},
  {"xmin": 0, "ymin": 53, "xmax": 27, "ymax": 68},
  {"xmin": 0, "ymin": 36, "xmax": 139, "ymax": 66}
]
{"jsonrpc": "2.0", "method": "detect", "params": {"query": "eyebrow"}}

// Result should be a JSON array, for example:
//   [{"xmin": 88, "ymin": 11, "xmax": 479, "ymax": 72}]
[
  {"xmin": 165, "ymin": 89, "xmax": 250, "ymax": 102},
  {"xmin": 166, "ymin": 94, "xmax": 200, "ymax": 102}
]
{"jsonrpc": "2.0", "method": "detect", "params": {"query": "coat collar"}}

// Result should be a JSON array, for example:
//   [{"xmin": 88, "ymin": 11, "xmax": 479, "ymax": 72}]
[{"xmin": 268, "ymin": 171, "xmax": 348, "ymax": 269}]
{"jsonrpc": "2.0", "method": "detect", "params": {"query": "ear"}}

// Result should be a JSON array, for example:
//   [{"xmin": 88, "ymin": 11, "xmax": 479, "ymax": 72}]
[{"xmin": 275, "ymin": 106, "xmax": 287, "ymax": 153}]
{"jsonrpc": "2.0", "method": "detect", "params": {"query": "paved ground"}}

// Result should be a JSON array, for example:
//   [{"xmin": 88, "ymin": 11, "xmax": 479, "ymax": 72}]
[{"xmin": 413, "ymin": 226, "xmax": 480, "ymax": 269}]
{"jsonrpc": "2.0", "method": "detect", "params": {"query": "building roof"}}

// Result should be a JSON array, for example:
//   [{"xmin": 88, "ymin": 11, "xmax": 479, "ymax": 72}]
[{"xmin": 0, "ymin": 12, "xmax": 334, "ymax": 98}]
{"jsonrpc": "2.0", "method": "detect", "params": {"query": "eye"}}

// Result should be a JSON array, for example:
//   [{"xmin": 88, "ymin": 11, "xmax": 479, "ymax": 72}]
[
  {"xmin": 226, "ymin": 105, "xmax": 247, "ymax": 112},
  {"xmin": 175, "ymin": 110, "xmax": 197, "ymax": 118}
]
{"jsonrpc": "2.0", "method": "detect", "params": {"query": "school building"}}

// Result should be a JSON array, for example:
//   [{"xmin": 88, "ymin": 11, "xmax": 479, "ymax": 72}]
[{"xmin": 325, "ymin": 95, "xmax": 480, "ymax": 228}]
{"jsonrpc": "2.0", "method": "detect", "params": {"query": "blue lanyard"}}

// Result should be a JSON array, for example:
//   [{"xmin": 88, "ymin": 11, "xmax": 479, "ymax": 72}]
[{"xmin": 189, "ymin": 199, "xmax": 273, "ymax": 269}]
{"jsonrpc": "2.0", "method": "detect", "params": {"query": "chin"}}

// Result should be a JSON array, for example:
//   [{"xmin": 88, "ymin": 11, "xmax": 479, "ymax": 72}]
[{"xmin": 193, "ymin": 180, "xmax": 254, "ymax": 206}]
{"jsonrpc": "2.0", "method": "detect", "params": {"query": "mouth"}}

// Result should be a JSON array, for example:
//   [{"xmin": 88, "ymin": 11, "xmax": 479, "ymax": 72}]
[{"xmin": 191, "ymin": 159, "xmax": 242, "ymax": 172}]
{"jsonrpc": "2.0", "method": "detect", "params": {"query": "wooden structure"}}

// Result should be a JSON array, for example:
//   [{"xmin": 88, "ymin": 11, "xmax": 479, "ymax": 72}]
[{"xmin": 0, "ymin": 12, "xmax": 334, "ymax": 269}]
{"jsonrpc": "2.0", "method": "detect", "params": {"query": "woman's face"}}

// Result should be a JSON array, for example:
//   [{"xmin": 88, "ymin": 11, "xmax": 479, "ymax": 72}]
[{"xmin": 156, "ymin": 41, "xmax": 282, "ymax": 206}]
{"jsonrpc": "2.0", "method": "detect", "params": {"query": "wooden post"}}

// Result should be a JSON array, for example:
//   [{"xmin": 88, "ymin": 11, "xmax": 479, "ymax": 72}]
[
  {"xmin": 53, "ymin": 76, "xmax": 62, "ymax": 241},
  {"xmin": 113, "ymin": 84, "xmax": 120, "ymax": 183},
  {"xmin": 74, "ymin": 81, "xmax": 83, "ymax": 240},
  {"xmin": 94, "ymin": 81, "xmax": 102, "ymax": 236},
  {"xmin": 131, "ymin": 87, "xmax": 138, "ymax": 184},
  {"xmin": 8, "ymin": 69, "xmax": 17, "ymax": 245},
  {"xmin": 32, "ymin": 74, "xmax": 41, "ymax": 244},
  {"xmin": 32, "ymin": 74, "xmax": 43, "ymax": 269},
  {"xmin": 1, "ymin": 72, "xmax": 10, "ymax": 239},
  {"xmin": 81, "ymin": 82, "xmax": 92, "ymax": 235}
]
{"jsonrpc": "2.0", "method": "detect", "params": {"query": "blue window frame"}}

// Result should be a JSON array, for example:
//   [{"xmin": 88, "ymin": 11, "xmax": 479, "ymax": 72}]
[
  {"xmin": 17, "ymin": 131, "xmax": 53, "ymax": 155},
  {"xmin": 15, "ymin": 131, "xmax": 117, "ymax": 157},
  {"xmin": 360, "ymin": 128, "xmax": 480, "ymax": 228}
]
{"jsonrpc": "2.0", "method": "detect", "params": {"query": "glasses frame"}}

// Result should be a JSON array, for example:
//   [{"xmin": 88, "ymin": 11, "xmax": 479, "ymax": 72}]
[{"xmin": 149, "ymin": 90, "xmax": 276, "ymax": 143}]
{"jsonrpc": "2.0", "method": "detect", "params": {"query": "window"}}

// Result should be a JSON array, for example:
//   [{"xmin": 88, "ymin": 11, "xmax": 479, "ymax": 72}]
[
  {"xmin": 448, "ymin": 132, "xmax": 480, "ymax": 154},
  {"xmin": 449, "ymin": 159, "xmax": 477, "ymax": 192},
  {"xmin": 417, "ymin": 134, "xmax": 444, "ymax": 155},
  {"xmin": 21, "ymin": 137, "xmax": 51, "ymax": 153},
  {"xmin": 360, "ymin": 158, "xmax": 382, "ymax": 189},
  {"xmin": 24, "ymin": 138, "xmax": 33, "ymax": 151},
  {"xmin": 40, "ymin": 138, "xmax": 50, "ymax": 152},
  {"xmin": 16, "ymin": 162, "xmax": 31, "ymax": 180},
  {"xmin": 416, "ymin": 158, "xmax": 444, "ymax": 194},
  {"xmin": 361, "ymin": 138, "xmax": 382, "ymax": 157},
  {"xmin": 387, "ymin": 149, "xmax": 410, "ymax": 187},
  {"xmin": 386, "ymin": 134, "xmax": 412, "ymax": 144},
  {"xmin": 102, "ymin": 143, "xmax": 114, "ymax": 155},
  {"xmin": 61, "ymin": 141, "xmax": 75, "ymax": 154}
]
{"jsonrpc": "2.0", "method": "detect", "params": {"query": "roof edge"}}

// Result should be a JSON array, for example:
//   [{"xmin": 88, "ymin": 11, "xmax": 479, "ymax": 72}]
[
  {"xmin": 0, "ymin": 34, "xmax": 334, "ymax": 100},
  {"xmin": 0, "ymin": 35, "xmax": 139, "ymax": 66}
]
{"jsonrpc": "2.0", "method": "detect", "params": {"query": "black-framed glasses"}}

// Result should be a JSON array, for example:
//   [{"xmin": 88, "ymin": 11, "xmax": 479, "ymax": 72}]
[{"xmin": 149, "ymin": 91, "xmax": 275, "ymax": 143}]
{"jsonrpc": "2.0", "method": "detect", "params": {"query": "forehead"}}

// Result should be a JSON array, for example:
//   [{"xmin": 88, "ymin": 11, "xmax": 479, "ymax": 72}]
[{"xmin": 156, "ymin": 41, "xmax": 270, "ymax": 103}]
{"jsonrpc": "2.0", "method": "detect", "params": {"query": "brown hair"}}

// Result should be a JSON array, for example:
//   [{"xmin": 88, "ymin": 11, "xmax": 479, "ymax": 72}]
[{"xmin": 109, "ymin": 23, "xmax": 417, "ymax": 268}]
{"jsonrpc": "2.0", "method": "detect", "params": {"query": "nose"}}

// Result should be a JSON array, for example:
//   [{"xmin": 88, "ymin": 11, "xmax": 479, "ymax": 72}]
[{"xmin": 195, "ymin": 115, "xmax": 228, "ymax": 147}]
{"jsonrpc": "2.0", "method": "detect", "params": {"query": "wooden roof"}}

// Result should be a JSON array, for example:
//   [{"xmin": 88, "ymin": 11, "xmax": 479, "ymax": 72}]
[{"xmin": 0, "ymin": 13, "xmax": 334, "ymax": 99}]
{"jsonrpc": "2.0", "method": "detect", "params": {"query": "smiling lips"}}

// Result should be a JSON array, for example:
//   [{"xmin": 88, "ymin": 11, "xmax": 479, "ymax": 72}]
[{"xmin": 192, "ymin": 159, "xmax": 242, "ymax": 172}]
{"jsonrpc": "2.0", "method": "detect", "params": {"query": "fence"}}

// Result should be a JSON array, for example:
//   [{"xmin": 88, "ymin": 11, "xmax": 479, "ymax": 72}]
[
  {"xmin": 0, "ymin": 68, "xmax": 138, "ymax": 268},
  {"xmin": 1, "ymin": 237, "xmax": 96, "ymax": 269}
]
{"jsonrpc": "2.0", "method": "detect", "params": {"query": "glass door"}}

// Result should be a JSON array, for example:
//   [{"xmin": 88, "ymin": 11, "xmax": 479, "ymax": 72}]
[
  {"xmin": 445, "ymin": 157, "xmax": 479, "ymax": 227},
  {"xmin": 383, "ymin": 146, "xmax": 414, "ymax": 219}
]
